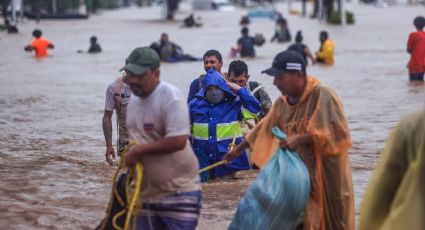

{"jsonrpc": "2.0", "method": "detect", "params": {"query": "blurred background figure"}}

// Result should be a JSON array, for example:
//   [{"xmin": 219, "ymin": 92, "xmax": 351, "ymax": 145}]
[
  {"xmin": 287, "ymin": 31, "xmax": 316, "ymax": 65},
  {"xmin": 239, "ymin": 15, "xmax": 250, "ymax": 26},
  {"xmin": 24, "ymin": 29, "xmax": 54, "ymax": 58},
  {"xmin": 235, "ymin": 27, "xmax": 256, "ymax": 58},
  {"xmin": 150, "ymin": 33, "xmax": 201, "ymax": 62},
  {"xmin": 315, "ymin": 30, "xmax": 334, "ymax": 65},
  {"xmin": 182, "ymin": 14, "xmax": 203, "ymax": 28},
  {"xmin": 4, "ymin": 19, "xmax": 18, "ymax": 34},
  {"xmin": 406, "ymin": 16, "xmax": 425, "ymax": 81},
  {"xmin": 270, "ymin": 16, "xmax": 291, "ymax": 43},
  {"xmin": 88, "ymin": 36, "xmax": 102, "ymax": 53}
]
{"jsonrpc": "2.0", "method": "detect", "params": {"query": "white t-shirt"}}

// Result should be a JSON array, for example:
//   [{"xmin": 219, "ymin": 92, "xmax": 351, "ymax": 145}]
[
  {"xmin": 104, "ymin": 80, "xmax": 132, "ymax": 111},
  {"xmin": 126, "ymin": 81, "xmax": 200, "ymax": 200}
]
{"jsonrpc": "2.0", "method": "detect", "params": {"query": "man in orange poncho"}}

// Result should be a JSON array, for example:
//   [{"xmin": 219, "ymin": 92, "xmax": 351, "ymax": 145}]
[{"xmin": 224, "ymin": 50, "xmax": 355, "ymax": 230}]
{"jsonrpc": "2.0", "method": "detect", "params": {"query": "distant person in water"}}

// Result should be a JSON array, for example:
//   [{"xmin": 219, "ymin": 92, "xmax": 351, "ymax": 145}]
[
  {"xmin": 234, "ymin": 27, "xmax": 256, "ymax": 58},
  {"xmin": 4, "ymin": 19, "xmax": 18, "ymax": 34},
  {"xmin": 315, "ymin": 30, "xmax": 334, "ymax": 65},
  {"xmin": 406, "ymin": 16, "xmax": 425, "ymax": 81},
  {"xmin": 287, "ymin": 31, "xmax": 316, "ymax": 65},
  {"xmin": 88, "ymin": 36, "xmax": 102, "ymax": 53},
  {"xmin": 182, "ymin": 14, "xmax": 203, "ymax": 28},
  {"xmin": 240, "ymin": 15, "xmax": 250, "ymax": 26},
  {"xmin": 24, "ymin": 29, "xmax": 54, "ymax": 58},
  {"xmin": 149, "ymin": 33, "xmax": 201, "ymax": 62},
  {"xmin": 270, "ymin": 17, "xmax": 291, "ymax": 43}
]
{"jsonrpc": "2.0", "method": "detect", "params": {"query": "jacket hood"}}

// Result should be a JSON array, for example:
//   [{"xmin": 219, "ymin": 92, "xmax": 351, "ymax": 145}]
[{"xmin": 196, "ymin": 68, "xmax": 234, "ymax": 98}]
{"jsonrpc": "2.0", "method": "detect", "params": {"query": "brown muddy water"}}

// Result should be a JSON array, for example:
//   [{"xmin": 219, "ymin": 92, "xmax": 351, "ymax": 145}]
[{"xmin": 0, "ymin": 1, "xmax": 424, "ymax": 229}]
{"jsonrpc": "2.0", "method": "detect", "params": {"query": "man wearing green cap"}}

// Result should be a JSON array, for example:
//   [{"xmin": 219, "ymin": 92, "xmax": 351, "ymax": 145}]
[{"xmin": 123, "ymin": 47, "xmax": 202, "ymax": 229}]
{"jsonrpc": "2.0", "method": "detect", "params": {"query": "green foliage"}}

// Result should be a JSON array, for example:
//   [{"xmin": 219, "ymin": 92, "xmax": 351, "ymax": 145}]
[{"xmin": 328, "ymin": 10, "xmax": 355, "ymax": 25}]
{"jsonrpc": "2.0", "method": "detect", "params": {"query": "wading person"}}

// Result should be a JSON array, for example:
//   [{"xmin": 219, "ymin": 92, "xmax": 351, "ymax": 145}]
[
  {"xmin": 102, "ymin": 73, "xmax": 131, "ymax": 165},
  {"xmin": 124, "ymin": 47, "xmax": 202, "ymax": 229},
  {"xmin": 149, "ymin": 33, "xmax": 201, "ymax": 62},
  {"xmin": 224, "ymin": 50, "xmax": 355, "ymax": 230},
  {"xmin": 187, "ymin": 49, "xmax": 224, "ymax": 103},
  {"xmin": 226, "ymin": 60, "xmax": 272, "ymax": 121},
  {"xmin": 190, "ymin": 68, "xmax": 260, "ymax": 182},
  {"xmin": 24, "ymin": 29, "xmax": 54, "ymax": 58},
  {"xmin": 315, "ymin": 30, "xmax": 334, "ymax": 65},
  {"xmin": 88, "ymin": 36, "xmax": 102, "ymax": 53},
  {"xmin": 288, "ymin": 31, "xmax": 316, "ymax": 65},
  {"xmin": 359, "ymin": 109, "xmax": 425, "ymax": 230},
  {"xmin": 406, "ymin": 16, "xmax": 425, "ymax": 81},
  {"xmin": 235, "ymin": 27, "xmax": 256, "ymax": 58}
]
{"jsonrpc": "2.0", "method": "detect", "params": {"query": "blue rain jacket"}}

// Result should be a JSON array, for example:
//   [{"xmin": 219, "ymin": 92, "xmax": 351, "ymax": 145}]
[{"xmin": 189, "ymin": 69, "xmax": 260, "ymax": 181}]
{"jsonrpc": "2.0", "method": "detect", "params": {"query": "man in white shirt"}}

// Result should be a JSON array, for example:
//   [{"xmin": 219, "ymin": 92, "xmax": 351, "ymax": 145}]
[
  {"xmin": 102, "ymin": 75, "xmax": 132, "ymax": 165},
  {"xmin": 123, "ymin": 47, "xmax": 201, "ymax": 229}
]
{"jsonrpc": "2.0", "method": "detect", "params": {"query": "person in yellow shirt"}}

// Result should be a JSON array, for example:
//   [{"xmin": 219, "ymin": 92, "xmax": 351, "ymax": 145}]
[
  {"xmin": 315, "ymin": 31, "xmax": 334, "ymax": 65},
  {"xmin": 359, "ymin": 110, "xmax": 425, "ymax": 230}
]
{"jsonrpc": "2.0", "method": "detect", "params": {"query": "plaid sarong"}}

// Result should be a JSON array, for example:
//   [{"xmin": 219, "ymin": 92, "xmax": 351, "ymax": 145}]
[{"xmin": 136, "ymin": 190, "xmax": 202, "ymax": 230}]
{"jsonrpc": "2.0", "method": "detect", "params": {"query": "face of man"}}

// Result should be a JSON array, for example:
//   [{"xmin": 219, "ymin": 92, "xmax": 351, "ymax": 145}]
[
  {"xmin": 160, "ymin": 34, "xmax": 169, "ymax": 44},
  {"xmin": 227, "ymin": 72, "xmax": 249, "ymax": 87},
  {"xmin": 125, "ymin": 69, "xmax": 160, "ymax": 98},
  {"xmin": 273, "ymin": 71, "xmax": 301, "ymax": 96},
  {"xmin": 203, "ymin": 56, "xmax": 223, "ymax": 72}
]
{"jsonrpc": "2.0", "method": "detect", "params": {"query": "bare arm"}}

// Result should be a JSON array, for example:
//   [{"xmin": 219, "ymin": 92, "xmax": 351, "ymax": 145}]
[
  {"xmin": 48, "ymin": 43, "xmax": 54, "ymax": 49},
  {"xmin": 223, "ymin": 139, "xmax": 250, "ymax": 163},
  {"xmin": 102, "ymin": 110, "xmax": 115, "ymax": 165},
  {"xmin": 280, "ymin": 133, "xmax": 313, "ymax": 150},
  {"xmin": 304, "ymin": 47, "xmax": 316, "ymax": 65},
  {"xmin": 125, "ymin": 135, "xmax": 187, "ymax": 167}
]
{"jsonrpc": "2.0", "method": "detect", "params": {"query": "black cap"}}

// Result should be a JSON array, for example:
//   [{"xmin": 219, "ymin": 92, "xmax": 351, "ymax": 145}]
[{"xmin": 262, "ymin": 50, "xmax": 306, "ymax": 77}]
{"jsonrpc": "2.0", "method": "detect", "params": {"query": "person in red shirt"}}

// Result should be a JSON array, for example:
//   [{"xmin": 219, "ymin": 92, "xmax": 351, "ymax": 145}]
[
  {"xmin": 24, "ymin": 29, "xmax": 54, "ymax": 58},
  {"xmin": 407, "ymin": 16, "xmax": 425, "ymax": 81}
]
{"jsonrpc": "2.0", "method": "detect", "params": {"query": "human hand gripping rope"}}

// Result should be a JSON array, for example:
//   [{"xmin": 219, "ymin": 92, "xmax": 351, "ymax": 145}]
[{"xmin": 100, "ymin": 141, "xmax": 143, "ymax": 230}]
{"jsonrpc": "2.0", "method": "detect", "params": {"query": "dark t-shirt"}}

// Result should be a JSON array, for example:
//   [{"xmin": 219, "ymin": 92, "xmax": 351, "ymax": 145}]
[
  {"xmin": 88, "ymin": 43, "xmax": 102, "ymax": 53},
  {"xmin": 288, "ymin": 43, "xmax": 308, "ymax": 64},
  {"xmin": 238, "ymin": 36, "xmax": 255, "ymax": 57}
]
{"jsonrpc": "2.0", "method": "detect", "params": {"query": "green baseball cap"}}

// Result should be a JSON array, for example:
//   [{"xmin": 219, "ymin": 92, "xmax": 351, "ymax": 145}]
[{"xmin": 121, "ymin": 47, "xmax": 160, "ymax": 75}]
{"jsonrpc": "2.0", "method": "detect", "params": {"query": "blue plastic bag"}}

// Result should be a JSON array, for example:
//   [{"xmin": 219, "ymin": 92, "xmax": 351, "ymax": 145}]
[{"xmin": 228, "ymin": 127, "xmax": 310, "ymax": 230}]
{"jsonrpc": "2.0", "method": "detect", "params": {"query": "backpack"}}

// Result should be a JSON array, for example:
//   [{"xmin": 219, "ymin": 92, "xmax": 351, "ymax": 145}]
[{"xmin": 254, "ymin": 33, "xmax": 266, "ymax": 46}]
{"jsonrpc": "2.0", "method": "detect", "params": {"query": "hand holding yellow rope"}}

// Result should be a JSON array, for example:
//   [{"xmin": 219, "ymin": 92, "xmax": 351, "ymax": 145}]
[{"xmin": 100, "ymin": 142, "xmax": 143, "ymax": 230}]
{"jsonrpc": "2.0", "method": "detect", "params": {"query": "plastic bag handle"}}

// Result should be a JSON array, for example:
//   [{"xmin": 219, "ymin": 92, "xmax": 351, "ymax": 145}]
[{"xmin": 272, "ymin": 127, "xmax": 287, "ymax": 141}]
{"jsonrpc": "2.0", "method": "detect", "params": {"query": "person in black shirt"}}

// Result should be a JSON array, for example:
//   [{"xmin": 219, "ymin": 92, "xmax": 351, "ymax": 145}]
[
  {"xmin": 88, "ymin": 36, "xmax": 102, "ymax": 53},
  {"xmin": 236, "ymin": 27, "xmax": 256, "ymax": 58},
  {"xmin": 287, "ymin": 31, "xmax": 315, "ymax": 65}
]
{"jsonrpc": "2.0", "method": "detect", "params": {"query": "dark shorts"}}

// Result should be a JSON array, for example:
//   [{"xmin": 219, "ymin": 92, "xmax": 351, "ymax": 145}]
[{"xmin": 409, "ymin": 72, "xmax": 424, "ymax": 81}]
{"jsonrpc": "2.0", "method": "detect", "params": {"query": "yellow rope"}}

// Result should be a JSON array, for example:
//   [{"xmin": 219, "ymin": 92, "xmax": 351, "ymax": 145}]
[
  {"xmin": 101, "ymin": 142, "xmax": 143, "ymax": 230},
  {"xmin": 124, "ymin": 163, "xmax": 143, "ymax": 230}
]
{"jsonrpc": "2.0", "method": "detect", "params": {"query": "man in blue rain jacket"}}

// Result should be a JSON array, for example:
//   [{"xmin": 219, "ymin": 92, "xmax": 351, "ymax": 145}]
[{"xmin": 189, "ymin": 68, "xmax": 260, "ymax": 182}]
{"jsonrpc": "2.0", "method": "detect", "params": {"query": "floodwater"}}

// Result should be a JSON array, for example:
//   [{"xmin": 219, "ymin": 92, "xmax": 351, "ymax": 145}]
[{"xmin": 0, "ymin": 1, "xmax": 424, "ymax": 229}]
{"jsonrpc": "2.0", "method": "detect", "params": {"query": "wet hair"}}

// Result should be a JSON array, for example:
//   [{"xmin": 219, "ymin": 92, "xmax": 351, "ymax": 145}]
[
  {"xmin": 295, "ymin": 30, "xmax": 303, "ymax": 43},
  {"xmin": 32, "ymin": 29, "xmax": 42, "ymax": 38},
  {"xmin": 203, "ymin": 49, "xmax": 222, "ymax": 63},
  {"xmin": 90, "ymin": 36, "xmax": 97, "ymax": 43},
  {"xmin": 228, "ymin": 60, "xmax": 248, "ymax": 77},
  {"xmin": 319, "ymin": 31, "xmax": 328, "ymax": 40},
  {"xmin": 413, "ymin": 16, "xmax": 425, "ymax": 30},
  {"xmin": 241, "ymin": 27, "xmax": 249, "ymax": 35}
]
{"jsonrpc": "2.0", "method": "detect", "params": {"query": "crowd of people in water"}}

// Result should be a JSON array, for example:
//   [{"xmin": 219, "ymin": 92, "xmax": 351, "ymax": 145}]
[{"xmin": 2, "ymin": 5, "xmax": 425, "ymax": 229}]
